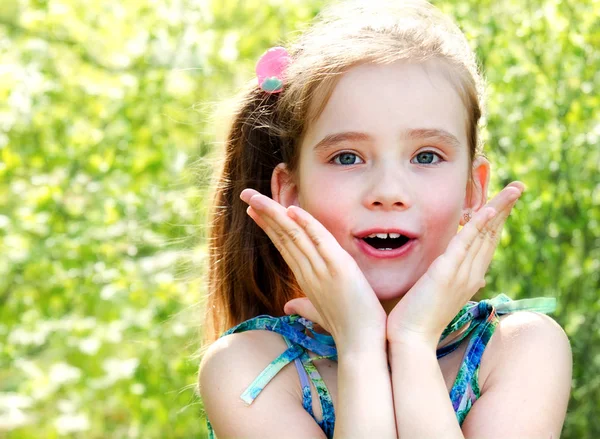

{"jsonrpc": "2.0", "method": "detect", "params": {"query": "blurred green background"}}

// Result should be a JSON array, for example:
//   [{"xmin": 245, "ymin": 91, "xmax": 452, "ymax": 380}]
[{"xmin": 0, "ymin": 0, "xmax": 598, "ymax": 437}]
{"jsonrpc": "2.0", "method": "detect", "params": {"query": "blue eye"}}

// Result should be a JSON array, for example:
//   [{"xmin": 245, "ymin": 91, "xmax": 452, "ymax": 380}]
[
  {"xmin": 413, "ymin": 151, "xmax": 443, "ymax": 165},
  {"xmin": 332, "ymin": 152, "xmax": 363, "ymax": 165}
]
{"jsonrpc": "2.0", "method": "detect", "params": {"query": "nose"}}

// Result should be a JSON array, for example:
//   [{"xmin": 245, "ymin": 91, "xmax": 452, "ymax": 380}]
[{"xmin": 363, "ymin": 164, "xmax": 412, "ymax": 210}]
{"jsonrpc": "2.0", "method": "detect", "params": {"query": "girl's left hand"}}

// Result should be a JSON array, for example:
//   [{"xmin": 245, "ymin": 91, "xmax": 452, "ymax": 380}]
[{"xmin": 386, "ymin": 181, "xmax": 525, "ymax": 348}]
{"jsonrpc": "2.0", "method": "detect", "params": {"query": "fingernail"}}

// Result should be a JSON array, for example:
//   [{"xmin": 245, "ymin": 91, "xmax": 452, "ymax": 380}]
[
  {"xmin": 287, "ymin": 205, "xmax": 304, "ymax": 218},
  {"xmin": 240, "ymin": 189, "xmax": 252, "ymax": 203},
  {"xmin": 249, "ymin": 194, "xmax": 267, "ymax": 209}
]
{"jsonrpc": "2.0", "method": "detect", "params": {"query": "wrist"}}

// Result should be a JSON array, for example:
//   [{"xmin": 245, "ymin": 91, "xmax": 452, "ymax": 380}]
[
  {"xmin": 388, "ymin": 337, "xmax": 439, "ymax": 367},
  {"xmin": 336, "ymin": 331, "xmax": 387, "ymax": 360},
  {"xmin": 387, "ymin": 330, "xmax": 440, "ymax": 352}
]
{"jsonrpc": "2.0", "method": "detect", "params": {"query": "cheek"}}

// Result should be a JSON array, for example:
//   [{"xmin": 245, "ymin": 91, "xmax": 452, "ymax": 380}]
[
  {"xmin": 299, "ymin": 183, "xmax": 355, "ymax": 238},
  {"xmin": 422, "ymin": 189, "xmax": 464, "ymax": 241},
  {"xmin": 305, "ymin": 198, "xmax": 352, "ymax": 234}
]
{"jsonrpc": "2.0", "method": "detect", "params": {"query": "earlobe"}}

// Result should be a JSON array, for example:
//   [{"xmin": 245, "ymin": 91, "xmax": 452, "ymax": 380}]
[
  {"xmin": 461, "ymin": 156, "xmax": 490, "ymax": 225},
  {"xmin": 271, "ymin": 163, "xmax": 300, "ymax": 208}
]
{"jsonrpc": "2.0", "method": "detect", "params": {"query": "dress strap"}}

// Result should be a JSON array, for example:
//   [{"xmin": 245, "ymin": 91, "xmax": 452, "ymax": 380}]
[
  {"xmin": 223, "ymin": 315, "xmax": 337, "ymax": 408},
  {"xmin": 224, "ymin": 315, "xmax": 337, "ymax": 358},
  {"xmin": 446, "ymin": 294, "xmax": 557, "ymax": 425},
  {"xmin": 240, "ymin": 343, "xmax": 305, "ymax": 405},
  {"xmin": 205, "ymin": 294, "xmax": 557, "ymax": 437},
  {"xmin": 437, "ymin": 294, "xmax": 556, "ymax": 358},
  {"xmin": 299, "ymin": 350, "xmax": 336, "ymax": 437},
  {"xmin": 492, "ymin": 294, "xmax": 557, "ymax": 314},
  {"xmin": 449, "ymin": 302, "xmax": 499, "ymax": 423},
  {"xmin": 283, "ymin": 336, "xmax": 316, "ymax": 418}
]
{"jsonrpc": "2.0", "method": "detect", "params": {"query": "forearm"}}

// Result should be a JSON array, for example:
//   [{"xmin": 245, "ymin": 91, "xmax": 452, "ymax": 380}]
[
  {"xmin": 389, "ymin": 339, "xmax": 464, "ymax": 439},
  {"xmin": 333, "ymin": 336, "xmax": 397, "ymax": 439}
]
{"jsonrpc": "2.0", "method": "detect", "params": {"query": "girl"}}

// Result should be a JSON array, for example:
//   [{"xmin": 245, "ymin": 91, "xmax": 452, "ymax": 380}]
[{"xmin": 198, "ymin": 0, "xmax": 572, "ymax": 437}]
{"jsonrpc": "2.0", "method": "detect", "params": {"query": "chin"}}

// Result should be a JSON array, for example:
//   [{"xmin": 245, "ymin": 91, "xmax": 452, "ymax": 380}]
[
  {"xmin": 370, "ymin": 279, "xmax": 411, "ymax": 301},
  {"xmin": 372, "ymin": 283, "xmax": 410, "ymax": 315}
]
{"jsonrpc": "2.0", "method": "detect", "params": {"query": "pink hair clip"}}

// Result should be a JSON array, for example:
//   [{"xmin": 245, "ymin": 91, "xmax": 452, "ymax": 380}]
[{"xmin": 255, "ymin": 46, "xmax": 291, "ymax": 94}]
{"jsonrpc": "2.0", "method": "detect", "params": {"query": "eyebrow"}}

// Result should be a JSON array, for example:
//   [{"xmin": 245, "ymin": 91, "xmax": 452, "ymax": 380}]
[{"xmin": 312, "ymin": 128, "xmax": 462, "ymax": 152}]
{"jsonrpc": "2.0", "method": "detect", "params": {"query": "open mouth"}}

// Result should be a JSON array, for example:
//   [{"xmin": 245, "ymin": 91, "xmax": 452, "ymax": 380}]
[{"xmin": 361, "ymin": 233, "xmax": 412, "ymax": 251}]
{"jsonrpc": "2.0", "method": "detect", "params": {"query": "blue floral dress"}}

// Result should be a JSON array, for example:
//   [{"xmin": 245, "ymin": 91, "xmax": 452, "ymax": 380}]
[{"xmin": 205, "ymin": 293, "xmax": 557, "ymax": 438}]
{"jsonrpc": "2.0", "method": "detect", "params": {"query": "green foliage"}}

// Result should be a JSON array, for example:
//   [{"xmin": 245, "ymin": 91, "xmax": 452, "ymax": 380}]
[{"xmin": 0, "ymin": 0, "xmax": 597, "ymax": 437}]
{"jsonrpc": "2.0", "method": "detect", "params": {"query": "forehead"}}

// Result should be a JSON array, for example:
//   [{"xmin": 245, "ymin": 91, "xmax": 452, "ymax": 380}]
[{"xmin": 302, "ymin": 60, "xmax": 469, "ymax": 150}]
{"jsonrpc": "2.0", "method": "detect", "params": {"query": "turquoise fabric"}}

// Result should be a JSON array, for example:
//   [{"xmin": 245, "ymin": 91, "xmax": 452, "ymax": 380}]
[{"xmin": 205, "ymin": 294, "xmax": 556, "ymax": 438}]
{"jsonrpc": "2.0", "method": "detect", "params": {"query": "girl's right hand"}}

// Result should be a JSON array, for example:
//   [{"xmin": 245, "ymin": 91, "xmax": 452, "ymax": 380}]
[{"xmin": 240, "ymin": 188, "xmax": 387, "ymax": 354}]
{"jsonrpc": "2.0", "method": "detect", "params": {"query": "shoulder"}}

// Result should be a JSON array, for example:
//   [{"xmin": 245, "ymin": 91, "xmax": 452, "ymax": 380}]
[
  {"xmin": 464, "ymin": 311, "xmax": 572, "ymax": 436},
  {"xmin": 198, "ymin": 330, "xmax": 291, "ymax": 404},
  {"xmin": 486, "ymin": 311, "xmax": 571, "ymax": 378},
  {"xmin": 200, "ymin": 329, "xmax": 288, "ymax": 374},
  {"xmin": 199, "ymin": 330, "xmax": 326, "ymax": 439},
  {"xmin": 481, "ymin": 311, "xmax": 572, "ymax": 392}
]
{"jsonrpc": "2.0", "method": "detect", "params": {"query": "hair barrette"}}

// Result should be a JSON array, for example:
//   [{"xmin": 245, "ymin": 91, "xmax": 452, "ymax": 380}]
[{"xmin": 256, "ymin": 46, "xmax": 291, "ymax": 94}]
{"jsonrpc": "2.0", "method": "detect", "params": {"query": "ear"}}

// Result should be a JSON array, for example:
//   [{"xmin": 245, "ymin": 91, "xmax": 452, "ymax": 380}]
[
  {"xmin": 271, "ymin": 163, "xmax": 300, "ymax": 208},
  {"xmin": 460, "ymin": 156, "xmax": 491, "ymax": 226}
]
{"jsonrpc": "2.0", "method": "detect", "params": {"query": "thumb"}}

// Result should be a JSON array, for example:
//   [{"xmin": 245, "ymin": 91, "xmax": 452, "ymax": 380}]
[{"xmin": 284, "ymin": 298, "xmax": 332, "ymax": 334}]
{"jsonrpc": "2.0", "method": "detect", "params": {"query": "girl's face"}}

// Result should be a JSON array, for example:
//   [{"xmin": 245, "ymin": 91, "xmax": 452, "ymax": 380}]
[{"xmin": 276, "ymin": 60, "xmax": 488, "ymax": 312}]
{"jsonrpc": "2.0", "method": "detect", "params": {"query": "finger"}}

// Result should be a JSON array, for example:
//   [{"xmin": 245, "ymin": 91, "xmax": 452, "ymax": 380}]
[
  {"xmin": 246, "ymin": 205, "xmax": 269, "ymax": 230},
  {"xmin": 467, "ymin": 190, "xmax": 519, "ymax": 261},
  {"xmin": 287, "ymin": 205, "xmax": 350, "ymax": 275},
  {"xmin": 240, "ymin": 188, "xmax": 261, "ymax": 204},
  {"xmin": 248, "ymin": 197, "xmax": 318, "ymax": 276},
  {"xmin": 461, "ymin": 207, "xmax": 496, "ymax": 275},
  {"xmin": 463, "ymin": 192, "xmax": 521, "ymax": 284},
  {"xmin": 474, "ymin": 189, "xmax": 521, "ymax": 265},
  {"xmin": 245, "ymin": 193, "xmax": 326, "ymax": 283},
  {"xmin": 456, "ymin": 204, "xmax": 508, "ymax": 291},
  {"xmin": 486, "ymin": 189, "xmax": 521, "ymax": 231},
  {"xmin": 484, "ymin": 184, "xmax": 522, "ymax": 221},
  {"xmin": 464, "ymin": 183, "xmax": 523, "ymax": 266},
  {"xmin": 444, "ymin": 206, "xmax": 496, "ymax": 274},
  {"xmin": 436, "ymin": 182, "xmax": 523, "ymax": 279},
  {"xmin": 506, "ymin": 180, "xmax": 525, "ymax": 192},
  {"xmin": 284, "ymin": 298, "xmax": 332, "ymax": 334},
  {"xmin": 479, "ymin": 195, "xmax": 521, "ymax": 264}
]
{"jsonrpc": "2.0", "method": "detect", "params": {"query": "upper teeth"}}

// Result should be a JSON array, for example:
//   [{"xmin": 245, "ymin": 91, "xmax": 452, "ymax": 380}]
[{"xmin": 365, "ymin": 232, "xmax": 402, "ymax": 239}]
